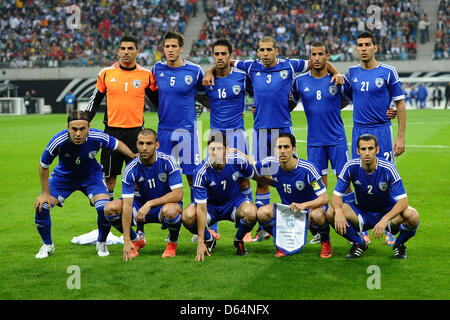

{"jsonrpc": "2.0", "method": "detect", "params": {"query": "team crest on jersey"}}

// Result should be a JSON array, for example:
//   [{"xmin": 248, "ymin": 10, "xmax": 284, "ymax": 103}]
[
  {"xmin": 286, "ymin": 214, "xmax": 296, "ymax": 229},
  {"xmin": 88, "ymin": 151, "xmax": 97, "ymax": 159},
  {"xmin": 232, "ymin": 85, "xmax": 241, "ymax": 95},
  {"xmin": 378, "ymin": 182, "xmax": 388, "ymax": 191},
  {"xmin": 232, "ymin": 171, "xmax": 239, "ymax": 181},
  {"xmin": 280, "ymin": 70, "xmax": 288, "ymax": 79},
  {"xmin": 184, "ymin": 75, "xmax": 193, "ymax": 85},
  {"xmin": 133, "ymin": 80, "xmax": 141, "ymax": 88},
  {"xmin": 158, "ymin": 173, "xmax": 167, "ymax": 182},
  {"xmin": 375, "ymin": 78, "xmax": 384, "ymax": 88},
  {"xmin": 296, "ymin": 181, "xmax": 305, "ymax": 191},
  {"xmin": 329, "ymin": 85, "xmax": 337, "ymax": 95}
]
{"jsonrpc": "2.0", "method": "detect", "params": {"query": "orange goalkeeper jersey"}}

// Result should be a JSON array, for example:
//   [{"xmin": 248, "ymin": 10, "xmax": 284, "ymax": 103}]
[{"xmin": 96, "ymin": 62, "xmax": 157, "ymax": 128}]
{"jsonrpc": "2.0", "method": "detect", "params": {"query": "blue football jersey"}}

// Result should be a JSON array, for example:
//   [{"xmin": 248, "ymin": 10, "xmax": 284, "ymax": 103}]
[
  {"xmin": 292, "ymin": 72, "xmax": 348, "ymax": 146},
  {"xmin": 122, "ymin": 151, "xmax": 183, "ymax": 201},
  {"xmin": 334, "ymin": 158, "xmax": 407, "ymax": 213},
  {"xmin": 206, "ymin": 67, "xmax": 251, "ymax": 130},
  {"xmin": 235, "ymin": 58, "xmax": 308, "ymax": 129},
  {"xmin": 193, "ymin": 153, "xmax": 254, "ymax": 206},
  {"xmin": 152, "ymin": 60, "xmax": 206, "ymax": 130},
  {"xmin": 40, "ymin": 128, "xmax": 117, "ymax": 179},
  {"xmin": 254, "ymin": 156, "xmax": 326, "ymax": 205},
  {"xmin": 345, "ymin": 63, "xmax": 405, "ymax": 126}
]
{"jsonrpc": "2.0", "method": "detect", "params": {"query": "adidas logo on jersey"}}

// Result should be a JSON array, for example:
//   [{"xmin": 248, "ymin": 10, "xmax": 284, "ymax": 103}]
[
  {"xmin": 209, "ymin": 181, "xmax": 216, "ymax": 187},
  {"xmin": 304, "ymin": 87, "xmax": 310, "ymax": 92},
  {"xmin": 110, "ymin": 78, "xmax": 117, "ymax": 82},
  {"xmin": 138, "ymin": 177, "xmax": 145, "ymax": 182},
  {"xmin": 353, "ymin": 78, "xmax": 358, "ymax": 82},
  {"xmin": 256, "ymin": 72, "xmax": 261, "ymax": 76},
  {"xmin": 159, "ymin": 72, "xmax": 164, "ymax": 77}
]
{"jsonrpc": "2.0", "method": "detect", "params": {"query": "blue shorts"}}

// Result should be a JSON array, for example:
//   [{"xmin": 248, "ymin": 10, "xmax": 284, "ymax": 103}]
[
  {"xmin": 206, "ymin": 196, "xmax": 249, "ymax": 228},
  {"xmin": 158, "ymin": 127, "xmax": 201, "ymax": 176},
  {"xmin": 252, "ymin": 127, "xmax": 294, "ymax": 161},
  {"xmin": 352, "ymin": 124, "xmax": 395, "ymax": 163},
  {"xmin": 132, "ymin": 198, "xmax": 183, "ymax": 226},
  {"xmin": 49, "ymin": 170, "xmax": 108, "ymax": 205},
  {"xmin": 347, "ymin": 202, "xmax": 394, "ymax": 232},
  {"xmin": 307, "ymin": 143, "xmax": 350, "ymax": 176}
]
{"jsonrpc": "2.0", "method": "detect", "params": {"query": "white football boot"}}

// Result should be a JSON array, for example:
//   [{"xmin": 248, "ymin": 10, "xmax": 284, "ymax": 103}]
[
  {"xmin": 96, "ymin": 241, "xmax": 110, "ymax": 257},
  {"xmin": 35, "ymin": 244, "xmax": 55, "ymax": 259}
]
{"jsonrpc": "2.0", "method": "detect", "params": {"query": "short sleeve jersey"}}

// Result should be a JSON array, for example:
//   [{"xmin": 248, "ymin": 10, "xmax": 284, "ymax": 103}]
[
  {"xmin": 40, "ymin": 128, "xmax": 118, "ymax": 179},
  {"xmin": 345, "ymin": 63, "xmax": 404, "ymax": 126},
  {"xmin": 235, "ymin": 58, "xmax": 308, "ymax": 129},
  {"xmin": 206, "ymin": 67, "xmax": 251, "ymax": 130},
  {"xmin": 152, "ymin": 60, "xmax": 206, "ymax": 130},
  {"xmin": 96, "ymin": 62, "xmax": 157, "ymax": 128},
  {"xmin": 254, "ymin": 156, "xmax": 327, "ymax": 205},
  {"xmin": 334, "ymin": 158, "xmax": 407, "ymax": 213},
  {"xmin": 121, "ymin": 151, "xmax": 183, "ymax": 201},
  {"xmin": 192, "ymin": 153, "xmax": 254, "ymax": 206},
  {"xmin": 291, "ymin": 72, "xmax": 348, "ymax": 146}
]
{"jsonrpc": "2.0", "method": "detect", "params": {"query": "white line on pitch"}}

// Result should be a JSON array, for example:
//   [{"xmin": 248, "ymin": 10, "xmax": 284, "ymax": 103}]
[{"xmin": 295, "ymin": 140, "xmax": 450, "ymax": 149}]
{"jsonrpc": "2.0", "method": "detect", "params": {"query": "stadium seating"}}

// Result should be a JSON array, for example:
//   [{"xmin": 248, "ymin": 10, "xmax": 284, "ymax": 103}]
[
  {"xmin": 188, "ymin": 0, "xmax": 422, "ymax": 62},
  {"xmin": 1, "ymin": 0, "xmax": 447, "ymax": 68},
  {"xmin": 1, "ymin": 0, "xmax": 194, "ymax": 68},
  {"xmin": 433, "ymin": 0, "xmax": 449, "ymax": 59}
]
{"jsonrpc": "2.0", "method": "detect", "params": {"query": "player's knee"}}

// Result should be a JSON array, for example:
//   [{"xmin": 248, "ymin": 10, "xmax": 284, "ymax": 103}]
[
  {"xmin": 240, "ymin": 203, "xmax": 257, "ymax": 223},
  {"xmin": 104, "ymin": 200, "xmax": 122, "ymax": 216},
  {"xmin": 310, "ymin": 208, "xmax": 326, "ymax": 225},
  {"xmin": 404, "ymin": 206, "xmax": 419, "ymax": 227},
  {"xmin": 181, "ymin": 204, "xmax": 196, "ymax": 226},
  {"xmin": 257, "ymin": 205, "xmax": 272, "ymax": 223},
  {"xmin": 161, "ymin": 203, "xmax": 182, "ymax": 220},
  {"xmin": 325, "ymin": 207, "xmax": 335, "ymax": 223}
]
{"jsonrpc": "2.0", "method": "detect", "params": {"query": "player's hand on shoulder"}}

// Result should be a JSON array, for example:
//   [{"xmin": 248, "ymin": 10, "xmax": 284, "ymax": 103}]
[
  {"xmin": 202, "ymin": 70, "xmax": 215, "ymax": 87},
  {"xmin": 330, "ymin": 73, "xmax": 344, "ymax": 86}
]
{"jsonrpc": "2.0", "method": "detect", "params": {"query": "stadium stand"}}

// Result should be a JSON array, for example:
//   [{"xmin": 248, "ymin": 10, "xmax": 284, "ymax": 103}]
[
  {"xmin": 433, "ymin": 0, "xmax": 449, "ymax": 59},
  {"xmin": 1, "ymin": 0, "xmax": 195, "ymax": 69},
  {"xmin": 1, "ymin": 0, "xmax": 447, "ymax": 68},
  {"xmin": 188, "ymin": 0, "xmax": 423, "ymax": 63}
]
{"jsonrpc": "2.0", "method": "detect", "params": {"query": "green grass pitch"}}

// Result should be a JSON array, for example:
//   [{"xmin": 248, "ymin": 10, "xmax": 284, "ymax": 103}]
[{"xmin": 0, "ymin": 109, "xmax": 449, "ymax": 301}]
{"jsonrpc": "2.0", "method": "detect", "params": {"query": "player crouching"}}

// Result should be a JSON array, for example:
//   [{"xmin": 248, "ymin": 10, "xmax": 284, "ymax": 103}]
[
  {"xmin": 182, "ymin": 132, "xmax": 258, "ymax": 261},
  {"xmin": 104, "ymin": 129, "xmax": 183, "ymax": 261},
  {"xmin": 327, "ymin": 134, "xmax": 420, "ymax": 259}
]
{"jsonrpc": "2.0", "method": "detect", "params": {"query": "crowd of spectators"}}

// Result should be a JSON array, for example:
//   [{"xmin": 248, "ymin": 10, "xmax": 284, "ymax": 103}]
[
  {"xmin": 1, "ymin": 0, "xmax": 447, "ymax": 68},
  {"xmin": 189, "ymin": 0, "xmax": 422, "ymax": 64},
  {"xmin": 433, "ymin": 0, "xmax": 449, "ymax": 59},
  {"xmin": 2, "ymin": 0, "xmax": 194, "ymax": 68}
]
